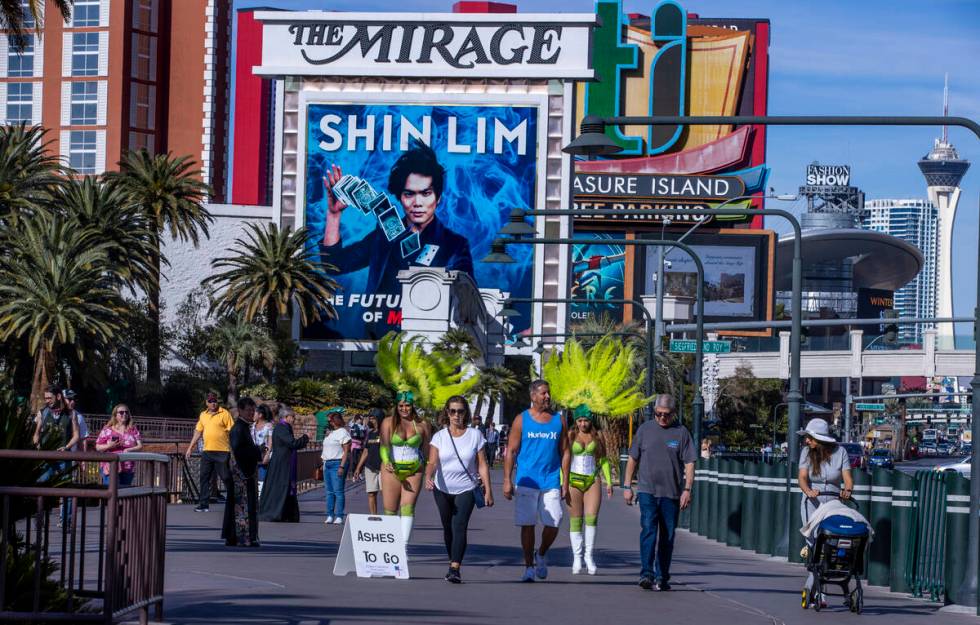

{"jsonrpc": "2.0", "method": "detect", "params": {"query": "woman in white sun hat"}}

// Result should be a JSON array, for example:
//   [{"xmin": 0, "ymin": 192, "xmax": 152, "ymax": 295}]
[{"xmin": 796, "ymin": 418, "xmax": 854, "ymax": 527}]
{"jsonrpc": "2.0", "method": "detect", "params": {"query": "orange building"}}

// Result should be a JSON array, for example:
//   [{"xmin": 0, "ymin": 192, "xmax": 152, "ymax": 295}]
[{"xmin": 0, "ymin": 0, "xmax": 231, "ymax": 199}]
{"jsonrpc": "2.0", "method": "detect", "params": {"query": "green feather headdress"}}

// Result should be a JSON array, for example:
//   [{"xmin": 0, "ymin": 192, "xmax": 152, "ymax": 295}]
[
  {"xmin": 375, "ymin": 332, "xmax": 480, "ymax": 412},
  {"xmin": 542, "ymin": 336, "xmax": 652, "ymax": 418}
]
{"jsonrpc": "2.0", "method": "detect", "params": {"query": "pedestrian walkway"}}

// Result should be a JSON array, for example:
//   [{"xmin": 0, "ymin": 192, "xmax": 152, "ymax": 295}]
[{"xmin": 157, "ymin": 472, "xmax": 975, "ymax": 625}]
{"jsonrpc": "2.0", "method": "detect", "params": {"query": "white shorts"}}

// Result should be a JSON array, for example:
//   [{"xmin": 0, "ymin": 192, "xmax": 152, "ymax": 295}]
[
  {"xmin": 364, "ymin": 467, "xmax": 381, "ymax": 493},
  {"xmin": 514, "ymin": 486, "xmax": 563, "ymax": 528}
]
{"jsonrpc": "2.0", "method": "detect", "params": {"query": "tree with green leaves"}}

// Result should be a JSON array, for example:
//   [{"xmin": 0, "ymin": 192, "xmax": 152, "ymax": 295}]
[
  {"xmin": 471, "ymin": 365, "xmax": 519, "ymax": 423},
  {"xmin": 0, "ymin": 213, "xmax": 125, "ymax": 407},
  {"xmin": 714, "ymin": 364, "xmax": 785, "ymax": 449},
  {"xmin": 207, "ymin": 317, "xmax": 276, "ymax": 405},
  {"xmin": 53, "ymin": 175, "xmax": 158, "ymax": 296},
  {"xmin": 434, "ymin": 327, "xmax": 482, "ymax": 363},
  {"xmin": 109, "ymin": 150, "xmax": 212, "ymax": 386},
  {"xmin": 0, "ymin": 124, "xmax": 62, "ymax": 227},
  {"xmin": 1, "ymin": 1, "xmax": 71, "ymax": 51},
  {"xmin": 205, "ymin": 222, "xmax": 339, "ymax": 333}
]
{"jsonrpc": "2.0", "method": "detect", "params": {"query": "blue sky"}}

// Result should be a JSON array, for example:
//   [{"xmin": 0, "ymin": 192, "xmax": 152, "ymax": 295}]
[{"xmin": 235, "ymin": 0, "xmax": 980, "ymax": 322}]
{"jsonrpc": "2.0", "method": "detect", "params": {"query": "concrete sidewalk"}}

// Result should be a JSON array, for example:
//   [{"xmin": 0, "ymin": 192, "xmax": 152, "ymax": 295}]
[{"xmin": 157, "ymin": 473, "xmax": 975, "ymax": 625}]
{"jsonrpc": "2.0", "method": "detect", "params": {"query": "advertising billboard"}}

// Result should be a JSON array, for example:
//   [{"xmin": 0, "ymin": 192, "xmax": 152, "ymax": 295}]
[
  {"xmin": 300, "ymin": 99, "xmax": 540, "ymax": 341},
  {"xmin": 639, "ymin": 230, "xmax": 775, "ymax": 335},
  {"xmin": 569, "ymin": 232, "xmax": 627, "ymax": 324}
]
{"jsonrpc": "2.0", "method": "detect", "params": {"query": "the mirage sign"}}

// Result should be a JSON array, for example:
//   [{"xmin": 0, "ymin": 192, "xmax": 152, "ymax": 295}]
[{"xmin": 254, "ymin": 12, "xmax": 597, "ymax": 79}]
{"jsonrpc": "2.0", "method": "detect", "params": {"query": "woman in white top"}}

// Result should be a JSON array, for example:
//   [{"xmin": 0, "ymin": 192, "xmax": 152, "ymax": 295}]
[
  {"xmin": 322, "ymin": 412, "xmax": 352, "ymax": 524},
  {"xmin": 425, "ymin": 395, "xmax": 494, "ymax": 584}
]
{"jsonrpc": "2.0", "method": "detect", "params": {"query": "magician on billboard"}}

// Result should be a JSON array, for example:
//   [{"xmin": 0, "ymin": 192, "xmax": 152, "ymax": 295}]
[
  {"xmin": 321, "ymin": 142, "xmax": 474, "ymax": 295},
  {"xmin": 303, "ymin": 101, "xmax": 538, "ymax": 341}
]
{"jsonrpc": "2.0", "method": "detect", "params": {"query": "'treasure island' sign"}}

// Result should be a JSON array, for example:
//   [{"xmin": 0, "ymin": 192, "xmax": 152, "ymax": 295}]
[{"xmin": 254, "ymin": 12, "xmax": 597, "ymax": 79}]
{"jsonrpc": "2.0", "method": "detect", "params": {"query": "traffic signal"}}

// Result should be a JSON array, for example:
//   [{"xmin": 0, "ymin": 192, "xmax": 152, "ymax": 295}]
[{"xmin": 883, "ymin": 309, "xmax": 899, "ymax": 345}]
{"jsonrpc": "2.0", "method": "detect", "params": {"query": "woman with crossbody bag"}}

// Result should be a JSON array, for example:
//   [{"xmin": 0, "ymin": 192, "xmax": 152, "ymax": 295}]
[{"xmin": 425, "ymin": 395, "xmax": 494, "ymax": 584}]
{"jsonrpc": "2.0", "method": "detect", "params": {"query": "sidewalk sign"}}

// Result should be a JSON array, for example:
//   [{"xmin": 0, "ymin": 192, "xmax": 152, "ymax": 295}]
[{"xmin": 333, "ymin": 514, "xmax": 410, "ymax": 579}]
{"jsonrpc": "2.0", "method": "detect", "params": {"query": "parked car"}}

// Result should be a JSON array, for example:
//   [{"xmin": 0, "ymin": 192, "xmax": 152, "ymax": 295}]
[
  {"xmin": 867, "ymin": 449, "xmax": 894, "ymax": 469},
  {"xmin": 920, "ymin": 442, "xmax": 938, "ymax": 456},
  {"xmin": 841, "ymin": 443, "xmax": 864, "ymax": 469},
  {"xmin": 936, "ymin": 456, "xmax": 971, "ymax": 477}
]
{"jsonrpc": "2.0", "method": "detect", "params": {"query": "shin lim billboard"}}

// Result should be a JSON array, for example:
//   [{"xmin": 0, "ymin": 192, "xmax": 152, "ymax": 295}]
[{"xmin": 300, "ymin": 97, "xmax": 542, "ymax": 341}]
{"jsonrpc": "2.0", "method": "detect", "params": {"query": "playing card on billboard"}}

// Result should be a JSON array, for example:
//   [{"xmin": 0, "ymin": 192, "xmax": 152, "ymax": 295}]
[{"xmin": 304, "ymin": 101, "xmax": 539, "ymax": 340}]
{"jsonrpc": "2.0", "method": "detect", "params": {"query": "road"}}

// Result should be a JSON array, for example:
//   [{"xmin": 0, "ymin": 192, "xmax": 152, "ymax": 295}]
[
  {"xmin": 147, "ymin": 470, "xmax": 977, "ymax": 625},
  {"xmin": 895, "ymin": 455, "xmax": 966, "ymax": 474}
]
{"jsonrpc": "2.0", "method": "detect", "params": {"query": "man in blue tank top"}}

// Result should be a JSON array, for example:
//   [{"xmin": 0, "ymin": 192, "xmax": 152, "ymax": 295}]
[{"xmin": 503, "ymin": 379, "xmax": 570, "ymax": 582}]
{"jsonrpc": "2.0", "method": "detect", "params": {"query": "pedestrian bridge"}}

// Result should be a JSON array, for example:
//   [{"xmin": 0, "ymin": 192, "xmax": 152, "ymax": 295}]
[{"xmin": 716, "ymin": 329, "xmax": 973, "ymax": 379}]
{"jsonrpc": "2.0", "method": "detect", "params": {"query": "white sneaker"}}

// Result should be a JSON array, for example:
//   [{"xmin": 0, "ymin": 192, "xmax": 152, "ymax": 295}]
[
  {"xmin": 521, "ymin": 566, "xmax": 536, "ymax": 582},
  {"xmin": 332, "ymin": 516, "xmax": 344, "ymax": 524},
  {"xmin": 324, "ymin": 516, "xmax": 334, "ymax": 524},
  {"xmin": 534, "ymin": 553, "xmax": 548, "ymax": 579}
]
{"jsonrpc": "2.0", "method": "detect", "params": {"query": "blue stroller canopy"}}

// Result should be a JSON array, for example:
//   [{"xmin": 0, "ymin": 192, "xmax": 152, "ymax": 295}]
[{"xmin": 818, "ymin": 515, "xmax": 870, "ymax": 537}]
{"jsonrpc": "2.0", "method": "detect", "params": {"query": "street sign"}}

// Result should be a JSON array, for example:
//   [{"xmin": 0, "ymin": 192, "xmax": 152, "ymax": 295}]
[
  {"xmin": 855, "ymin": 403, "xmax": 886, "ymax": 412},
  {"xmin": 669, "ymin": 339, "xmax": 732, "ymax": 354}
]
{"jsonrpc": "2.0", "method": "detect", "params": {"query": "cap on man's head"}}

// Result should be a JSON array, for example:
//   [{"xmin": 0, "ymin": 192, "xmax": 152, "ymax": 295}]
[
  {"xmin": 206, "ymin": 391, "xmax": 219, "ymax": 402},
  {"xmin": 63, "ymin": 390, "xmax": 76, "ymax": 400}
]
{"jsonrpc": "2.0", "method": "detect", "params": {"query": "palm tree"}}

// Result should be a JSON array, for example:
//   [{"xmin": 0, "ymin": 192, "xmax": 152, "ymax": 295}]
[
  {"xmin": 110, "ymin": 150, "xmax": 212, "ymax": 385},
  {"xmin": 207, "ymin": 317, "xmax": 276, "ymax": 405},
  {"xmin": 472, "ymin": 365, "xmax": 519, "ymax": 423},
  {"xmin": 54, "ymin": 175, "xmax": 158, "ymax": 297},
  {"xmin": 0, "ymin": 124, "xmax": 63, "ymax": 226},
  {"xmin": 434, "ymin": 327, "xmax": 482, "ymax": 363},
  {"xmin": 204, "ymin": 222, "xmax": 339, "ymax": 333},
  {"xmin": 1, "ymin": 1, "xmax": 72, "ymax": 51},
  {"xmin": 0, "ymin": 213, "xmax": 125, "ymax": 407}
]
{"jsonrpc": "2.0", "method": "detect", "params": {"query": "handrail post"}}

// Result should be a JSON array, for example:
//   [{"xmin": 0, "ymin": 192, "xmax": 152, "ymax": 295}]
[{"xmin": 103, "ymin": 459, "xmax": 118, "ymax": 625}]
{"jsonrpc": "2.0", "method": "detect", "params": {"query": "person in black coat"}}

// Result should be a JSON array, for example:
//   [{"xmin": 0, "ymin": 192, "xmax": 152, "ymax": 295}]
[
  {"xmin": 258, "ymin": 406, "xmax": 310, "ymax": 522},
  {"xmin": 223, "ymin": 397, "xmax": 262, "ymax": 547}
]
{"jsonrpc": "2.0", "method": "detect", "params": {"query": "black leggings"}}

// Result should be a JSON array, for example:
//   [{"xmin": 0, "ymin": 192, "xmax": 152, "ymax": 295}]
[{"xmin": 432, "ymin": 489, "xmax": 476, "ymax": 565}]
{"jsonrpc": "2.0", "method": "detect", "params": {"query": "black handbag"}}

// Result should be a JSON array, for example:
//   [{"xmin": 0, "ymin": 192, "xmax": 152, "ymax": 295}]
[{"xmin": 448, "ymin": 431, "xmax": 486, "ymax": 508}]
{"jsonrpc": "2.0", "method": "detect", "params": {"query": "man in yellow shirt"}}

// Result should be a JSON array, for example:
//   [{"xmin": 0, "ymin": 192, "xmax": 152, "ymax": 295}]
[{"xmin": 185, "ymin": 391, "xmax": 234, "ymax": 512}]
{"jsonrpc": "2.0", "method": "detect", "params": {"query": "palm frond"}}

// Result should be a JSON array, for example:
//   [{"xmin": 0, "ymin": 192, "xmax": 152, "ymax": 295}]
[{"xmin": 204, "ymin": 221, "xmax": 338, "ymax": 328}]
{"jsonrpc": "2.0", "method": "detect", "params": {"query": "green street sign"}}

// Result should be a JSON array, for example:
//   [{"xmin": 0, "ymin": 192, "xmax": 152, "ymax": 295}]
[
  {"xmin": 669, "ymin": 339, "xmax": 732, "ymax": 354},
  {"xmin": 855, "ymin": 403, "xmax": 886, "ymax": 411}
]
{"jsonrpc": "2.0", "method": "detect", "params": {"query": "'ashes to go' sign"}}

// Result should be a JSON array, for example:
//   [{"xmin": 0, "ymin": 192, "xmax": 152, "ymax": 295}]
[
  {"xmin": 254, "ymin": 12, "xmax": 597, "ymax": 79},
  {"xmin": 334, "ymin": 514, "xmax": 410, "ymax": 579},
  {"xmin": 669, "ymin": 339, "xmax": 732, "ymax": 354}
]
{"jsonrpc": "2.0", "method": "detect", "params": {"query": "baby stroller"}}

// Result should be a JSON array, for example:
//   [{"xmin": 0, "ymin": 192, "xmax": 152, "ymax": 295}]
[{"xmin": 801, "ymin": 493, "xmax": 871, "ymax": 614}]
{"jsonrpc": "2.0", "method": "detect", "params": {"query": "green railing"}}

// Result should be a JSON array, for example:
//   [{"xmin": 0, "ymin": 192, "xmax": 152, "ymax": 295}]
[{"xmin": 688, "ymin": 459, "xmax": 971, "ymax": 606}]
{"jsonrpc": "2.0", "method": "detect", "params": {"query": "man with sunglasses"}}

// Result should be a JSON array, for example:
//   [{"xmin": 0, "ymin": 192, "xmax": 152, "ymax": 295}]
[
  {"xmin": 185, "ymin": 391, "xmax": 234, "ymax": 512},
  {"xmin": 623, "ymin": 394, "xmax": 696, "ymax": 592}
]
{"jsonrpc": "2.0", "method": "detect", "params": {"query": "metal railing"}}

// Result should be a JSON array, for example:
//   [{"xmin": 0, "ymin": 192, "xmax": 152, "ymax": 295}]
[
  {"xmin": 0, "ymin": 450, "xmax": 170, "ymax": 624},
  {"xmin": 686, "ymin": 459, "xmax": 973, "ymax": 605}
]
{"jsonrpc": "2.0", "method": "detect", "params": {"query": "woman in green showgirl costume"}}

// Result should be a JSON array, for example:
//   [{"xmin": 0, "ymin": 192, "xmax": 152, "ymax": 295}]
[
  {"xmin": 567, "ymin": 404, "xmax": 613, "ymax": 575},
  {"xmin": 374, "ymin": 332, "xmax": 481, "ymax": 543},
  {"xmin": 379, "ymin": 390, "xmax": 432, "ymax": 542}
]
